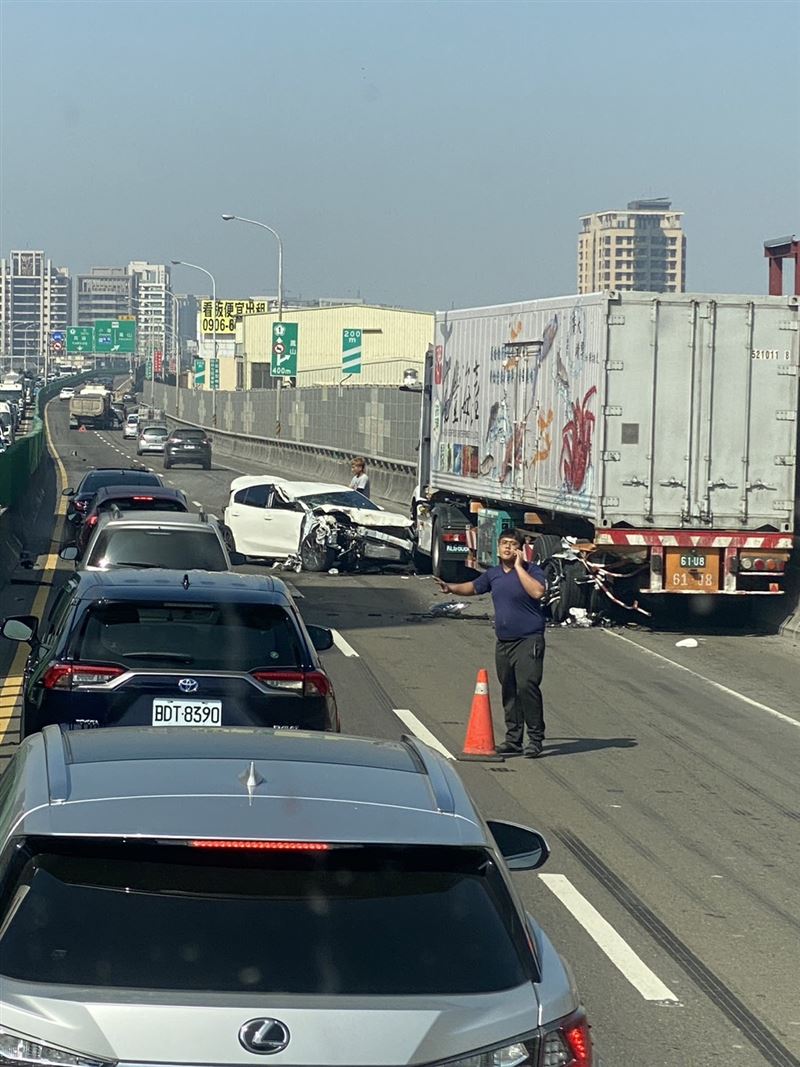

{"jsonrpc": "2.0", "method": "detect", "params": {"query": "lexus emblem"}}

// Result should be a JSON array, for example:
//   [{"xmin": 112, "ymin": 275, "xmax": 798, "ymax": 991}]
[
  {"xmin": 178, "ymin": 677, "xmax": 199, "ymax": 694},
  {"xmin": 238, "ymin": 1019, "xmax": 290, "ymax": 1055}
]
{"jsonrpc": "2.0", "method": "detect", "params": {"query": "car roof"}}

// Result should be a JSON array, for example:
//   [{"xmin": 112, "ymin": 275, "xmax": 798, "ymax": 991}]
[
  {"xmin": 92, "ymin": 485, "xmax": 185, "ymax": 502},
  {"xmin": 70, "ymin": 568, "xmax": 289, "ymax": 601},
  {"xmin": 6, "ymin": 727, "xmax": 485, "ymax": 848},
  {"xmin": 229, "ymin": 475, "xmax": 352, "ymax": 497},
  {"xmin": 78, "ymin": 466, "xmax": 157, "ymax": 484}
]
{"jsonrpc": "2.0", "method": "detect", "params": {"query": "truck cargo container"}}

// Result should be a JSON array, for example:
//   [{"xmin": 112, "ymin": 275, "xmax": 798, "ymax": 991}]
[
  {"xmin": 69, "ymin": 392, "xmax": 112, "ymax": 430},
  {"xmin": 412, "ymin": 291, "xmax": 799, "ymax": 618}
]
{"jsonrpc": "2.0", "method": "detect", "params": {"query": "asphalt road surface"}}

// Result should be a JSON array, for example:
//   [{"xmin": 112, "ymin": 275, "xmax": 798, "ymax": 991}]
[{"xmin": 2, "ymin": 400, "xmax": 799, "ymax": 1067}]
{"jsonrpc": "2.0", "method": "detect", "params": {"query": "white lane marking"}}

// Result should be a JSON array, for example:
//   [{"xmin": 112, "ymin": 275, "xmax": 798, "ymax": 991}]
[
  {"xmin": 602, "ymin": 629, "xmax": 799, "ymax": 729},
  {"xmin": 539, "ymin": 873, "xmax": 680, "ymax": 1003},
  {"xmin": 331, "ymin": 629, "xmax": 360, "ymax": 657},
  {"xmin": 191, "ymin": 500, "xmax": 203, "ymax": 508},
  {"xmin": 393, "ymin": 708, "xmax": 455, "ymax": 760}
]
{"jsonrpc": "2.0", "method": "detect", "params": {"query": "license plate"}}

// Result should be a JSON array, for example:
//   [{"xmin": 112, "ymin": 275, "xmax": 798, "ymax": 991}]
[
  {"xmin": 365, "ymin": 544, "xmax": 403, "ymax": 560},
  {"xmin": 665, "ymin": 548, "xmax": 719, "ymax": 590},
  {"xmin": 152, "ymin": 699, "xmax": 222, "ymax": 726},
  {"xmin": 679, "ymin": 554, "xmax": 706, "ymax": 568}
]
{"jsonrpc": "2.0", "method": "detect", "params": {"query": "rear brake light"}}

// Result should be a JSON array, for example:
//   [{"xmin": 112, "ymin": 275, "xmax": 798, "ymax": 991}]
[
  {"xmin": 442, "ymin": 531, "xmax": 467, "ymax": 543},
  {"xmin": 43, "ymin": 663, "xmax": 124, "ymax": 689},
  {"xmin": 132, "ymin": 496, "xmax": 154, "ymax": 502},
  {"xmin": 190, "ymin": 840, "xmax": 330, "ymax": 851},
  {"xmin": 304, "ymin": 670, "xmax": 333, "ymax": 698},
  {"xmin": 542, "ymin": 1010, "xmax": 592, "ymax": 1066},
  {"xmin": 86, "ymin": 514, "xmax": 99, "ymax": 527},
  {"xmin": 251, "ymin": 669, "xmax": 333, "ymax": 698}
]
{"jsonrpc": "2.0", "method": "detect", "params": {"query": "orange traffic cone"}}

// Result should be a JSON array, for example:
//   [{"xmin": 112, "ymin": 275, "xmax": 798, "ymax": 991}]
[
  {"xmin": 459, "ymin": 669, "xmax": 504, "ymax": 762},
  {"xmin": 78, "ymin": 425, "xmax": 87, "ymax": 433}
]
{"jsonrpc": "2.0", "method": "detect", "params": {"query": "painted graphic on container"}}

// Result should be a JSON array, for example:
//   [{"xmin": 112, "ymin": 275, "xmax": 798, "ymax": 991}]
[{"xmin": 431, "ymin": 296, "xmax": 606, "ymax": 518}]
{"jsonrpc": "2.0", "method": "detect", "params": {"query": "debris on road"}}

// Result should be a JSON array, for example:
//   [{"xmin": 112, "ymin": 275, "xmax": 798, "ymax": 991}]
[
  {"xmin": 429, "ymin": 601, "xmax": 467, "ymax": 618},
  {"xmin": 675, "ymin": 638, "xmax": 699, "ymax": 648}
]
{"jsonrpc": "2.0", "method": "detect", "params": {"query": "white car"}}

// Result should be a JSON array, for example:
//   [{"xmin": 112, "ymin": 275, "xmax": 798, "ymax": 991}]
[
  {"xmin": 59, "ymin": 387, "xmax": 75, "ymax": 401},
  {"xmin": 123, "ymin": 413, "xmax": 139, "ymax": 439},
  {"xmin": 136, "ymin": 424, "xmax": 168, "ymax": 454},
  {"xmin": 223, "ymin": 476, "xmax": 413, "ymax": 571}
]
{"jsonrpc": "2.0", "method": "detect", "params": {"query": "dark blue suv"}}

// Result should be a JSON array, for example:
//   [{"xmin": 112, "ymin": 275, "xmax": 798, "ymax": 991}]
[{"xmin": 2, "ymin": 571, "xmax": 339, "ymax": 738}]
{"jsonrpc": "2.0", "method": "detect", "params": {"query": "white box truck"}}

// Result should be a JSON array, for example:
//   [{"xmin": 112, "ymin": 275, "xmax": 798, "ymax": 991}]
[{"xmin": 411, "ymin": 291, "xmax": 799, "ymax": 618}]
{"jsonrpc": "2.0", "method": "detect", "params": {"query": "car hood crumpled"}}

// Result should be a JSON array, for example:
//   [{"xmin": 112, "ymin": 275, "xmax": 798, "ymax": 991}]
[{"xmin": 312, "ymin": 504, "xmax": 412, "ymax": 530}]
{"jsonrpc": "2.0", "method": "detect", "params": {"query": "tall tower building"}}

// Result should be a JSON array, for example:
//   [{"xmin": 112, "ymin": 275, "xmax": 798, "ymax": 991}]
[
  {"xmin": 77, "ymin": 267, "xmax": 136, "ymax": 325},
  {"xmin": 0, "ymin": 251, "xmax": 71, "ymax": 369},
  {"xmin": 127, "ymin": 261, "xmax": 172, "ymax": 363},
  {"xmin": 578, "ymin": 198, "xmax": 686, "ymax": 294}
]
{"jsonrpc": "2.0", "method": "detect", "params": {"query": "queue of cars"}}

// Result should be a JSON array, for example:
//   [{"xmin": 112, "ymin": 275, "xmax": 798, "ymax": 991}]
[{"xmin": 0, "ymin": 453, "xmax": 598, "ymax": 1066}]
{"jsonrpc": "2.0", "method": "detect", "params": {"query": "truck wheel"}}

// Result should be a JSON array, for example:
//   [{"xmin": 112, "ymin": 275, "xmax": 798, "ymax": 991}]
[
  {"xmin": 300, "ymin": 534, "xmax": 334, "ymax": 573},
  {"xmin": 548, "ymin": 561, "xmax": 586, "ymax": 624},
  {"xmin": 532, "ymin": 533, "xmax": 563, "ymax": 564}
]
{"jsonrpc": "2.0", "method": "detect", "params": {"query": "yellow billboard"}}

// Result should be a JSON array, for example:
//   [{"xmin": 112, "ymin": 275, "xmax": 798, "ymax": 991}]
[{"xmin": 199, "ymin": 299, "xmax": 269, "ymax": 335}]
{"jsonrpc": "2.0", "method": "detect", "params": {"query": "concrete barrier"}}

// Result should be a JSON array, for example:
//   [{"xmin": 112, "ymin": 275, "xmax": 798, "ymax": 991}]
[{"xmin": 165, "ymin": 415, "xmax": 416, "ymax": 510}]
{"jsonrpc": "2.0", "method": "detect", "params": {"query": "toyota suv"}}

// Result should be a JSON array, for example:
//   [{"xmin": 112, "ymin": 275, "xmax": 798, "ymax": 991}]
[
  {"xmin": 0, "ymin": 727, "xmax": 595, "ymax": 1066},
  {"xmin": 1, "ymin": 570, "xmax": 339, "ymax": 736}
]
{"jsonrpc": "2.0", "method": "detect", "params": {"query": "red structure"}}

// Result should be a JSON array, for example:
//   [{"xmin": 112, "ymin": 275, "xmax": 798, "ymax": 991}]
[{"xmin": 764, "ymin": 235, "xmax": 799, "ymax": 295}]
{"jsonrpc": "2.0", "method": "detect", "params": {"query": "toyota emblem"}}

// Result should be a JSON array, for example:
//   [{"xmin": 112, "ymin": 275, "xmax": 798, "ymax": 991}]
[
  {"xmin": 238, "ymin": 1019, "xmax": 290, "ymax": 1055},
  {"xmin": 178, "ymin": 677, "xmax": 199, "ymax": 694}
]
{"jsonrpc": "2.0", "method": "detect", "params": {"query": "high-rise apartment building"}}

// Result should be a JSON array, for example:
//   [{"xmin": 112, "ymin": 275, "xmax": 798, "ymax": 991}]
[
  {"xmin": 0, "ymin": 251, "xmax": 71, "ymax": 368},
  {"xmin": 577, "ymin": 198, "xmax": 686, "ymax": 294},
  {"xmin": 128, "ymin": 261, "xmax": 172, "ymax": 363},
  {"xmin": 77, "ymin": 267, "xmax": 136, "ymax": 325}
]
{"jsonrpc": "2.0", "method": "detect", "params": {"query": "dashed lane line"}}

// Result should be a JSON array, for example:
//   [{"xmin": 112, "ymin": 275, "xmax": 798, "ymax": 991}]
[
  {"xmin": 539, "ymin": 873, "xmax": 680, "ymax": 1004},
  {"xmin": 331, "ymin": 629, "xmax": 360, "ymax": 658},
  {"xmin": 602, "ymin": 629, "xmax": 800, "ymax": 730},
  {"xmin": 392, "ymin": 708, "xmax": 455, "ymax": 760}
]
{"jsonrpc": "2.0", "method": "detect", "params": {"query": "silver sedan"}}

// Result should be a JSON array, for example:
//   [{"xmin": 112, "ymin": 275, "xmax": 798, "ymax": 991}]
[{"xmin": 136, "ymin": 424, "xmax": 168, "ymax": 454}]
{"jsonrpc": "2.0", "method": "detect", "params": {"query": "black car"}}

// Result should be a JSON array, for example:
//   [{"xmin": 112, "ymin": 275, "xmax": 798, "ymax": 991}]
[
  {"xmin": 63, "ymin": 467, "xmax": 164, "ymax": 524},
  {"xmin": 74, "ymin": 486, "xmax": 190, "ymax": 553},
  {"xmin": 164, "ymin": 427, "xmax": 212, "ymax": 469},
  {"xmin": 2, "ymin": 570, "xmax": 339, "ymax": 738}
]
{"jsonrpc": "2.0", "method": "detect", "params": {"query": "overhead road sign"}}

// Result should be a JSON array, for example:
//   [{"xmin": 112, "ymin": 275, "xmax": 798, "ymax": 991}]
[
  {"xmin": 194, "ymin": 359, "xmax": 205, "ymax": 387},
  {"xmin": 94, "ymin": 319, "xmax": 136, "ymax": 353},
  {"xmin": 66, "ymin": 327, "xmax": 94, "ymax": 354},
  {"xmin": 271, "ymin": 322, "xmax": 298, "ymax": 377},
  {"xmin": 210, "ymin": 358, "xmax": 220, "ymax": 389},
  {"xmin": 342, "ymin": 329, "xmax": 362, "ymax": 375}
]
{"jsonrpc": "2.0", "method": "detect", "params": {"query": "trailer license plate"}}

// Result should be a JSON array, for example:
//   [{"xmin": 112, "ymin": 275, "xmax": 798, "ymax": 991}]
[
  {"xmin": 665, "ymin": 548, "xmax": 720, "ymax": 590},
  {"xmin": 152, "ymin": 699, "xmax": 222, "ymax": 726}
]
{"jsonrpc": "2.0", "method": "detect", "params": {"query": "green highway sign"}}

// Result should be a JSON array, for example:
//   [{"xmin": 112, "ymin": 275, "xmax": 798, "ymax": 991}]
[
  {"xmin": 66, "ymin": 327, "xmax": 94, "ymax": 354},
  {"xmin": 210, "ymin": 358, "xmax": 220, "ymax": 390},
  {"xmin": 194, "ymin": 359, "xmax": 205, "ymax": 386},
  {"xmin": 271, "ymin": 322, "xmax": 298, "ymax": 377},
  {"xmin": 94, "ymin": 319, "xmax": 136, "ymax": 354},
  {"xmin": 145, "ymin": 357, "xmax": 153, "ymax": 381},
  {"xmin": 342, "ymin": 329, "xmax": 362, "ymax": 375}
]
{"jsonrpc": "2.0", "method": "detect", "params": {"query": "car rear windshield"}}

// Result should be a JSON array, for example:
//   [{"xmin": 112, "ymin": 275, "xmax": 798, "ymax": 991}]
[
  {"xmin": 72, "ymin": 601, "xmax": 303, "ymax": 670},
  {"xmin": 80, "ymin": 471, "xmax": 159, "ymax": 493},
  {"xmin": 299, "ymin": 491, "xmax": 380, "ymax": 511},
  {"xmin": 86, "ymin": 527, "xmax": 228, "ymax": 570},
  {"xmin": 141, "ymin": 426, "xmax": 167, "ymax": 436},
  {"xmin": 0, "ymin": 841, "xmax": 530, "ymax": 994},
  {"xmin": 97, "ymin": 497, "xmax": 187, "ymax": 514},
  {"xmin": 170, "ymin": 430, "xmax": 207, "ymax": 441}
]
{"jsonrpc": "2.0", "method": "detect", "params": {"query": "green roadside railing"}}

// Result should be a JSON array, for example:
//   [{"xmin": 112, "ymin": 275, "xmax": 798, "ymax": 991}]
[{"xmin": 0, "ymin": 373, "xmax": 95, "ymax": 509}]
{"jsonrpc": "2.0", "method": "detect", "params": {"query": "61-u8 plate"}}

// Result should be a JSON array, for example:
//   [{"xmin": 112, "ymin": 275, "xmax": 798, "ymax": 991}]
[{"xmin": 152, "ymin": 699, "xmax": 222, "ymax": 726}]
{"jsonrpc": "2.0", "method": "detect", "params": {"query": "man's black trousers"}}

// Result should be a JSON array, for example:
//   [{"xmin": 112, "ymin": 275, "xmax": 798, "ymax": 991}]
[{"xmin": 495, "ymin": 634, "xmax": 546, "ymax": 747}]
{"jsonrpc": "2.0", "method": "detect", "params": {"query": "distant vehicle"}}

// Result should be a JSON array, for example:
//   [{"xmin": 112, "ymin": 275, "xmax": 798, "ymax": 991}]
[
  {"xmin": 73, "ymin": 486, "xmax": 190, "ymax": 554},
  {"xmin": 164, "ymin": 427, "xmax": 212, "ymax": 469},
  {"xmin": 62, "ymin": 467, "xmax": 164, "ymax": 524},
  {"xmin": 0, "ymin": 727, "xmax": 595, "ymax": 1066},
  {"xmin": 137, "ymin": 424, "xmax": 168, "ymax": 455},
  {"xmin": 72, "ymin": 510, "xmax": 238, "ymax": 572},
  {"xmin": 122, "ymin": 392, "xmax": 136, "ymax": 403},
  {"xmin": 223, "ymin": 476, "xmax": 413, "ymax": 572},
  {"xmin": 3, "ymin": 570, "xmax": 338, "ymax": 735},
  {"xmin": 123, "ymin": 413, "xmax": 140, "ymax": 439},
  {"xmin": 69, "ymin": 392, "xmax": 112, "ymax": 430},
  {"xmin": 59, "ymin": 386, "xmax": 75, "ymax": 401}
]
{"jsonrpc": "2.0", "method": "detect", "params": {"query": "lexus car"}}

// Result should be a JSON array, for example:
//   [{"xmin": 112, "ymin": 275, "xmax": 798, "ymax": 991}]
[
  {"xmin": 2, "ymin": 570, "xmax": 339, "ymax": 736},
  {"xmin": 0, "ymin": 727, "xmax": 595, "ymax": 1066}
]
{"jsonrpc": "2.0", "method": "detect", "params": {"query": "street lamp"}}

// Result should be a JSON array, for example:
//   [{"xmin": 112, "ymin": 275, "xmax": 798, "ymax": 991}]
[
  {"xmin": 221, "ymin": 214, "xmax": 284, "ymax": 392},
  {"xmin": 167, "ymin": 291, "xmax": 182, "ymax": 416},
  {"xmin": 171, "ymin": 260, "xmax": 217, "ymax": 426}
]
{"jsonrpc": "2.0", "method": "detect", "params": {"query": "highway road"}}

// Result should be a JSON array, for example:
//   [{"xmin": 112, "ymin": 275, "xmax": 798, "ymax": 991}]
[{"xmin": 1, "ymin": 399, "xmax": 799, "ymax": 1067}]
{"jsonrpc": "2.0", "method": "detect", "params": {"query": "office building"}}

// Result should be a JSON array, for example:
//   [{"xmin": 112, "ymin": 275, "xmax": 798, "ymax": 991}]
[
  {"xmin": 0, "ymin": 250, "xmax": 71, "ymax": 369},
  {"xmin": 128, "ymin": 261, "xmax": 173, "ymax": 364},
  {"xmin": 578, "ymin": 198, "xmax": 686, "ymax": 294},
  {"xmin": 77, "ymin": 268, "xmax": 136, "ymax": 326}
]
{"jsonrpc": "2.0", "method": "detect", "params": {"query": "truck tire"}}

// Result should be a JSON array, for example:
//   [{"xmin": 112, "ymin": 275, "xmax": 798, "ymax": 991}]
[
  {"xmin": 300, "ymin": 534, "xmax": 334, "ymax": 573},
  {"xmin": 431, "ymin": 520, "xmax": 467, "ymax": 583},
  {"xmin": 549, "ymin": 561, "xmax": 585, "ymax": 624}
]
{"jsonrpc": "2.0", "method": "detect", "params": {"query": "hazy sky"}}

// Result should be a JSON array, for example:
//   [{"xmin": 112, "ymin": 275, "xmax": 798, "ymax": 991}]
[{"xmin": 1, "ymin": 0, "xmax": 797, "ymax": 310}]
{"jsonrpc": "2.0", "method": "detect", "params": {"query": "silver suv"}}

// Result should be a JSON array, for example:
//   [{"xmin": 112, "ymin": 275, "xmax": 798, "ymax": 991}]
[
  {"xmin": 0, "ymin": 727, "xmax": 595, "ymax": 1067},
  {"xmin": 63, "ymin": 510, "xmax": 244, "ymax": 570}
]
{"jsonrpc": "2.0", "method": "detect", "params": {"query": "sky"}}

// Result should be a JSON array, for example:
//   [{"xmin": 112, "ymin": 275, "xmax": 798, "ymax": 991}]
[{"xmin": 1, "ymin": 0, "xmax": 798, "ymax": 310}]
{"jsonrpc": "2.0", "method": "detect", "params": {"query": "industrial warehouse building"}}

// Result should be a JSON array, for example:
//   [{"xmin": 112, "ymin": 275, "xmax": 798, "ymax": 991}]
[{"xmin": 195, "ymin": 303, "xmax": 433, "ymax": 390}]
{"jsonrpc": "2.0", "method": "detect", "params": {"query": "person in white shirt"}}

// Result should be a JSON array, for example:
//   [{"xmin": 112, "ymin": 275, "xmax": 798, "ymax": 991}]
[{"xmin": 349, "ymin": 457, "xmax": 370, "ymax": 499}]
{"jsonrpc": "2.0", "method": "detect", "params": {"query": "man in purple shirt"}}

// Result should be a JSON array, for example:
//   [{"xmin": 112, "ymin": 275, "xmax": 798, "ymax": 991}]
[{"xmin": 436, "ymin": 529, "xmax": 548, "ymax": 758}]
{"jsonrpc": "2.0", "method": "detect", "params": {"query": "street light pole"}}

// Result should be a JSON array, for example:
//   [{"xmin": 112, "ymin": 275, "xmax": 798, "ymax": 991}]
[
  {"xmin": 221, "ymin": 214, "xmax": 284, "ymax": 392},
  {"xmin": 167, "ymin": 291, "xmax": 181, "ymax": 417},
  {"xmin": 171, "ymin": 260, "xmax": 217, "ymax": 427}
]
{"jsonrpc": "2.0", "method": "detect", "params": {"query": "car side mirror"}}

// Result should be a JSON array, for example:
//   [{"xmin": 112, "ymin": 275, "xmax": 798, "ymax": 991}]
[
  {"xmin": 487, "ymin": 820, "xmax": 550, "ymax": 871},
  {"xmin": 306, "ymin": 624, "xmax": 334, "ymax": 652},
  {"xmin": 2, "ymin": 615, "xmax": 38, "ymax": 643},
  {"xmin": 62, "ymin": 487, "xmax": 75, "ymax": 497},
  {"xmin": 59, "ymin": 545, "xmax": 79, "ymax": 561},
  {"xmin": 229, "ymin": 551, "xmax": 247, "ymax": 566}
]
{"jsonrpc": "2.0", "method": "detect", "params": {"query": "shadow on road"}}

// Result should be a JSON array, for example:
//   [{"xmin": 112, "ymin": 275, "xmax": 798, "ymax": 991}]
[{"xmin": 541, "ymin": 736, "xmax": 638, "ymax": 757}]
